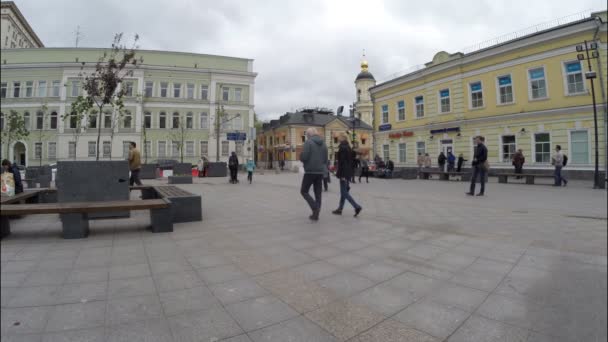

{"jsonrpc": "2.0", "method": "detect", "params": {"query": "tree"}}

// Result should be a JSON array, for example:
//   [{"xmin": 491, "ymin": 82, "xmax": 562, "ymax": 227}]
[
  {"xmin": 1, "ymin": 110, "xmax": 29, "ymax": 159},
  {"xmin": 62, "ymin": 101, "xmax": 88, "ymax": 160},
  {"xmin": 70, "ymin": 33, "xmax": 142, "ymax": 160},
  {"xmin": 167, "ymin": 114, "xmax": 192, "ymax": 164}
]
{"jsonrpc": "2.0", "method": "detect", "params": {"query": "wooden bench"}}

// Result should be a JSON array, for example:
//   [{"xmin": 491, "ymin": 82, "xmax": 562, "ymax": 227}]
[
  {"xmin": 1, "ymin": 198, "xmax": 172, "ymax": 239},
  {"xmin": 141, "ymin": 186, "xmax": 202, "ymax": 223},
  {"xmin": 421, "ymin": 170, "xmax": 471, "ymax": 181},
  {"xmin": 496, "ymin": 173, "xmax": 554, "ymax": 185}
]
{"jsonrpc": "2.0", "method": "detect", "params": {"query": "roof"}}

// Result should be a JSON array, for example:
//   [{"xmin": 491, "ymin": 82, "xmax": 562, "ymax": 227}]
[
  {"xmin": 356, "ymin": 70, "xmax": 375, "ymax": 81},
  {"xmin": 1, "ymin": 1, "xmax": 44, "ymax": 47},
  {"xmin": 262, "ymin": 111, "xmax": 373, "ymax": 132}
]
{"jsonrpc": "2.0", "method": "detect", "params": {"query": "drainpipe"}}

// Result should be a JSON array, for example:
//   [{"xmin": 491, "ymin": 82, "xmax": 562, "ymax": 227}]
[{"xmin": 591, "ymin": 16, "xmax": 608, "ymax": 177}]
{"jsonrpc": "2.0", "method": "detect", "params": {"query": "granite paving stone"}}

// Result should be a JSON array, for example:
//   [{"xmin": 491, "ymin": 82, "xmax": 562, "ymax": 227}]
[
  {"xmin": 168, "ymin": 307, "xmax": 243, "ymax": 342},
  {"xmin": 394, "ymin": 299, "xmax": 470, "ymax": 339},
  {"xmin": 305, "ymin": 299, "xmax": 386, "ymax": 341},
  {"xmin": 44, "ymin": 301, "xmax": 106, "ymax": 332},
  {"xmin": 225, "ymin": 295, "xmax": 299, "ymax": 332}
]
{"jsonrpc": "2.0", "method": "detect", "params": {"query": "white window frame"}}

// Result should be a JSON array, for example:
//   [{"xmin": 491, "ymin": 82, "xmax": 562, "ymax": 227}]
[
  {"xmin": 48, "ymin": 142, "xmax": 57, "ymax": 160},
  {"xmin": 173, "ymin": 83, "xmax": 181, "ymax": 98},
  {"xmin": 222, "ymin": 87, "xmax": 230, "ymax": 101},
  {"xmin": 159, "ymin": 112, "xmax": 167, "ymax": 129},
  {"xmin": 527, "ymin": 66, "xmax": 549, "ymax": 101},
  {"xmin": 235, "ymin": 88, "xmax": 242, "ymax": 102},
  {"xmin": 38, "ymin": 80, "xmax": 47, "ymax": 98},
  {"xmin": 468, "ymin": 81, "xmax": 484, "ymax": 109},
  {"xmin": 201, "ymin": 85, "xmax": 208, "ymax": 100},
  {"xmin": 500, "ymin": 134, "xmax": 517, "ymax": 163},
  {"xmin": 200, "ymin": 141, "xmax": 208, "ymax": 156},
  {"xmin": 398, "ymin": 143, "xmax": 406, "ymax": 163},
  {"xmin": 186, "ymin": 112, "xmax": 194, "ymax": 129},
  {"xmin": 23, "ymin": 112, "xmax": 30, "ymax": 130},
  {"xmin": 122, "ymin": 111, "xmax": 132, "ymax": 129},
  {"xmin": 88, "ymin": 141, "xmax": 97, "ymax": 158},
  {"xmin": 396, "ymin": 100, "xmax": 405, "ymax": 121},
  {"xmin": 51, "ymin": 80, "xmax": 61, "ymax": 97},
  {"xmin": 102, "ymin": 141, "xmax": 111, "ymax": 158},
  {"xmin": 160, "ymin": 82, "xmax": 168, "ymax": 98},
  {"xmin": 532, "ymin": 131, "xmax": 552, "ymax": 164},
  {"xmin": 381, "ymin": 105, "xmax": 389, "ymax": 124},
  {"xmin": 495, "ymin": 74, "xmax": 514, "ymax": 105},
  {"xmin": 13, "ymin": 81, "xmax": 21, "ymax": 98},
  {"xmin": 122, "ymin": 141, "xmax": 130, "ymax": 159},
  {"xmin": 414, "ymin": 96, "xmax": 424, "ymax": 118},
  {"xmin": 144, "ymin": 111, "xmax": 152, "ymax": 129},
  {"xmin": 144, "ymin": 141, "xmax": 151, "ymax": 158},
  {"xmin": 71, "ymin": 80, "xmax": 79, "ymax": 97},
  {"xmin": 171, "ymin": 141, "xmax": 179, "ymax": 157},
  {"xmin": 438, "ymin": 88, "xmax": 451, "ymax": 113},
  {"xmin": 185, "ymin": 141, "xmax": 195, "ymax": 157},
  {"xmin": 124, "ymin": 81, "xmax": 134, "ymax": 97},
  {"xmin": 0, "ymin": 82, "xmax": 7, "ymax": 98},
  {"xmin": 50, "ymin": 112, "xmax": 58, "ymax": 130},
  {"xmin": 200, "ymin": 112, "xmax": 209, "ymax": 129},
  {"xmin": 34, "ymin": 142, "xmax": 43, "ymax": 160},
  {"xmin": 186, "ymin": 83, "xmax": 195, "ymax": 99},
  {"xmin": 144, "ymin": 81, "xmax": 154, "ymax": 97},
  {"xmin": 562, "ymin": 60, "xmax": 586, "ymax": 96},
  {"xmin": 221, "ymin": 141, "xmax": 229, "ymax": 156},
  {"xmin": 416, "ymin": 141, "xmax": 426, "ymax": 156},
  {"xmin": 68, "ymin": 142, "xmax": 76, "ymax": 159},
  {"xmin": 382, "ymin": 144, "xmax": 390, "ymax": 162},
  {"xmin": 25, "ymin": 81, "xmax": 33, "ymax": 97},
  {"xmin": 158, "ymin": 141, "xmax": 167, "ymax": 157},
  {"xmin": 35, "ymin": 111, "xmax": 44, "ymax": 130},
  {"xmin": 568, "ymin": 129, "xmax": 591, "ymax": 165}
]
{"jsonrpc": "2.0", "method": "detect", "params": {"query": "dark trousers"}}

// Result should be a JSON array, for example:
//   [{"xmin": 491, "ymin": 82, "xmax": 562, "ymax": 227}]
[
  {"xmin": 323, "ymin": 177, "xmax": 329, "ymax": 191},
  {"xmin": 301, "ymin": 173, "xmax": 323, "ymax": 212},
  {"xmin": 130, "ymin": 169, "xmax": 142, "ymax": 186},
  {"xmin": 359, "ymin": 168, "xmax": 369, "ymax": 182},
  {"xmin": 338, "ymin": 179, "xmax": 361, "ymax": 210},
  {"xmin": 457, "ymin": 165, "xmax": 463, "ymax": 172},
  {"xmin": 554, "ymin": 166, "xmax": 567, "ymax": 185},
  {"xmin": 469, "ymin": 165, "xmax": 486, "ymax": 194},
  {"xmin": 247, "ymin": 171, "xmax": 253, "ymax": 183},
  {"xmin": 230, "ymin": 168, "xmax": 238, "ymax": 183},
  {"xmin": 514, "ymin": 165, "xmax": 523, "ymax": 179}
]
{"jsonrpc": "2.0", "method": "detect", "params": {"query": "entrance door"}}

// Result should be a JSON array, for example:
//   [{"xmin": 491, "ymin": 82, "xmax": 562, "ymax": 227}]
[{"xmin": 440, "ymin": 140, "xmax": 453, "ymax": 172}]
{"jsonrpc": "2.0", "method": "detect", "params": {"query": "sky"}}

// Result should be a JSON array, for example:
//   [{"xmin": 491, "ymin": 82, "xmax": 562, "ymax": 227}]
[{"xmin": 15, "ymin": 0, "xmax": 607, "ymax": 121}]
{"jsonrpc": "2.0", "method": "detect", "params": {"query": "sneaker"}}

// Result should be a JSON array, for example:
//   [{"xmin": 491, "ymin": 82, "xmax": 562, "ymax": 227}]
[
  {"xmin": 354, "ymin": 207, "xmax": 362, "ymax": 217},
  {"xmin": 332, "ymin": 209, "xmax": 342, "ymax": 215},
  {"xmin": 476, "ymin": 193, "xmax": 484, "ymax": 196},
  {"xmin": 309, "ymin": 209, "xmax": 320, "ymax": 221},
  {"xmin": 465, "ymin": 192, "xmax": 474, "ymax": 196}
]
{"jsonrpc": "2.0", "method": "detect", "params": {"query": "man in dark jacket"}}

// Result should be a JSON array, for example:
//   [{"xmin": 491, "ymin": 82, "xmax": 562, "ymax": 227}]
[
  {"xmin": 351, "ymin": 151, "xmax": 359, "ymax": 183},
  {"xmin": 300, "ymin": 127, "xmax": 328, "ymax": 221},
  {"xmin": 386, "ymin": 159, "xmax": 394, "ymax": 178},
  {"xmin": 2, "ymin": 159, "xmax": 23, "ymax": 194},
  {"xmin": 438, "ymin": 152, "xmax": 447, "ymax": 172},
  {"xmin": 512, "ymin": 149, "xmax": 525, "ymax": 178},
  {"xmin": 467, "ymin": 136, "xmax": 488, "ymax": 196},
  {"xmin": 228, "ymin": 152, "xmax": 239, "ymax": 184},
  {"xmin": 333, "ymin": 134, "xmax": 362, "ymax": 217},
  {"xmin": 457, "ymin": 153, "xmax": 467, "ymax": 172}
]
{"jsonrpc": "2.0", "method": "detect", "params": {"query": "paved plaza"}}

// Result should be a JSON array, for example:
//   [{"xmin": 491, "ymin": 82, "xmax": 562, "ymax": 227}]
[{"xmin": 1, "ymin": 172, "xmax": 607, "ymax": 342}]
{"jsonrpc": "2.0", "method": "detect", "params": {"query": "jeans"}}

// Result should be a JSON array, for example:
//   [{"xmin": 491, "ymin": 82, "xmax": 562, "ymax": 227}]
[
  {"xmin": 515, "ymin": 166, "xmax": 523, "ymax": 179},
  {"xmin": 338, "ymin": 179, "xmax": 361, "ymax": 210},
  {"xmin": 247, "ymin": 171, "xmax": 253, "ymax": 183},
  {"xmin": 129, "ymin": 169, "xmax": 142, "ymax": 186},
  {"xmin": 301, "ymin": 173, "xmax": 323, "ymax": 212},
  {"xmin": 469, "ymin": 165, "xmax": 486, "ymax": 194},
  {"xmin": 554, "ymin": 166, "xmax": 567, "ymax": 185},
  {"xmin": 323, "ymin": 177, "xmax": 329, "ymax": 191}
]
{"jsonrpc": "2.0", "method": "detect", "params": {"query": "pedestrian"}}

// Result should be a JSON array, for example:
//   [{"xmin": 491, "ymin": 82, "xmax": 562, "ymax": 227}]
[
  {"xmin": 323, "ymin": 159, "xmax": 331, "ymax": 191},
  {"xmin": 552, "ymin": 145, "xmax": 568, "ymax": 186},
  {"xmin": 359, "ymin": 158, "xmax": 369, "ymax": 183},
  {"xmin": 351, "ymin": 151, "xmax": 359, "ymax": 184},
  {"xmin": 197, "ymin": 158, "xmax": 204, "ymax": 178},
  {"xmin": 512, "ymin": 149, "xmax": 525, "ymax": 178},
  {"xmin": 300, "ymin": 127, "xmax": 328, "ymax": 221},
  {"xmin": 128, "ymin": 142, "xmax": 142, "ymax": 186},
  {"xmin": 228, "ymin": 152, "xmax": 239, "ymax": 184},
  {"xmin": 202, "ymin": 156, "xmax": 209, "ymax": 177},
  {"xmin": 2, "ymin": 159, "xmax": 23, "ymax": 194},
  {"xmin": 438, "ymin": 152, "xmax": 447, "ymax": 172},
  {"xmin": 424, "ymin": 153, "xmax": 432, "ymax": 168},
  {"xmin": 447, "ymin": 151, "xmax": 456, "ymax": 172},
  {"xmin": 246, "ymin": 159, "xmax": 255, "ymax": 184},
  {"xmin": 386, "ymin": 159, "xmax": 394, "ymax": 178},
  {"xmin": 467, "ymin": 136, "xmax": 488, "ymax": 196},
  {"xmin": 457, "ymin": 153, "xmax": 467, "ymax": 172},
  {"xmin": 417, "ymin": 153, "xmax": 424, "ymax": 174},
  {"xmin": 332, "ymin": 134, "xmax": 362, "ymax": 217}
]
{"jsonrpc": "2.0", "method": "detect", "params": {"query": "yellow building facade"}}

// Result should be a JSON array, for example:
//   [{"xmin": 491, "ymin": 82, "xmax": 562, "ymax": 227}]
[{"xmin": 371, "ymin": 11, "xmax": 607, "ymax": 179}]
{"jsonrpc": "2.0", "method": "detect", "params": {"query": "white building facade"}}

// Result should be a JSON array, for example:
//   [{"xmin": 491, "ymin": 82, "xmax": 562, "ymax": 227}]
[{"xmin": 0, "ymin": 1, "xmax": 43, "ymax": 49}]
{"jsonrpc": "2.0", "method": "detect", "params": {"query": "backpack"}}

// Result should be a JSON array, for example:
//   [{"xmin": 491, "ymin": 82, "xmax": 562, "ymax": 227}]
[
  {"xmin": 562, "ymin": 155, "xmax": 568, "ymax": 166},
  {"xmin": 228, "ymin": 157, "xmax": 236, "ymax": 167}
]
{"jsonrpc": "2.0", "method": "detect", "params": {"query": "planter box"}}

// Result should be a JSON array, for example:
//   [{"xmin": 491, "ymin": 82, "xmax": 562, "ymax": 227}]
[
  {"xmin": 207, "ymin": 162, "xmax": 227, "ymax": 177},
  {"xmin": 168, "ymin": 176, "xmax": 193, "ymax": 184},
  {"xmin": 140, "ymin": 164, "xmax": 159, "ymax": 179},
  {"xmin": 173, "ymin": 163, "xmax": 192, "ymax": 176},
  {"xmin": 56, "ymin": 160, "xmax": 130, "ymax": 219}
]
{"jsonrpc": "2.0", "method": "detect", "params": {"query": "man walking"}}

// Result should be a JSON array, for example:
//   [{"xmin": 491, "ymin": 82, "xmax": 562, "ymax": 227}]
[
  {"xmin": 512, "ymin": 149, "xmax": 525, "ymax": 179},
  {"xmin": 128, "ymin": 142, "xmax": 142, "ymax": 186},
  {"xmin": 467, "ymin": 136, "xmax": 488, "ymax": 196},
  {"xmin": 359, "ymin": 158, "xmax": 369, "ymax": 183},
  {"xmin": 333, "ymin": 134, "xmax": 362, "ymax": 217},
  {"xmin": 300, "ymin": 127, "xmax": 328, "ymax": 221},
  {"xmin": 552, "ymin": 145, "xmax": 568, "ymax": 186},
  {"xmin": 228, "ymin": 152, "xmax": 239, "ymax": 184}
]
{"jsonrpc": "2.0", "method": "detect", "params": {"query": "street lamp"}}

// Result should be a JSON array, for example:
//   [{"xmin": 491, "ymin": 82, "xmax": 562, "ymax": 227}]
[
  {"xmin": 576, "ymin": 40, "xmax": 602, "ymax": 189},
  {"xmin": 349, "ymin": 102, "xmax": 360, "ymax": 148}
]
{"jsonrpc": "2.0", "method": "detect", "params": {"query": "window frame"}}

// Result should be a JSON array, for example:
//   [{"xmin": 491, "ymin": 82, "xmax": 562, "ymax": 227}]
[
  {"xmin": 186, "ymin": 83, "xmax": 195, "ymax": 99},
  {"xmin": 222, "ymin": 87, "xmax": 230, "ymax": 101},
  {"xmin": 37, "ymin": 80, "xmax": 47, "ymax": 98},
  {"xmin": 13, "ymin": 81, "xmax": 21, "ymax": 98},
  {"xmin": 221, "ymin": 141, "xmax": 229, "ymax": 156},
  {"xmin": 25, "ymin": 81, "xmax": 34, "ymax": 97},
  {"xmin": 568, "ymin": 129, "xmax": 591, "ymax": 165},
  {"xmin": 235, "ymin": 88, "xmax": 242, "ymax": 102},
  {"xmin": 398, "ymin": 143, "xmax": 406, "ymax": 163},
  {"xmin": 527, "ymin": 66, "xmax": 549, "ymax": 101},
  {"xmin": 34, "ymin": 142, "xmax": 43, "ymax": 160},
  {"xmin": 172, "ymin": 112, "xmax": 180, "ymax": 129},
  {"xmin": 438, "ymin": 88, "xmax": 451, "ymax": 113},
  {"xmin": 185, "ymin": 141, "xmax": 195, "ymax": 157},
  {"xmin": 158, "ymin": 141, "xmax": 167, "ymax": 157},
  {"xmin": 0, "ymin": 82, "xmax": 7, "ymax": 98},
  {"xmin": 200, "ymin": 112, "xmax": 209, "ymax": 129},
  {"xmin": 68, "ymin": 142, "xmax": 77, "ymax": 159},
  {"xmin": 186, "ymin": 112, "xmax": 194, "ymax": 129},
  {"xmin": 70, "ymin": 80, "xmax": 79, "ymax": 97},
  {"xmin": 562, "ymin": 60, "xmax": 586, "ymax": 96},
  {"xmin": 50, "ymin": 112, "xmax": 58, "ymax": 130},
  {"xmin": 414, "ymin": 96, "xmax": 424, "ymax": 118},
  {"xmin": 173, "ymin": 83, "xmax": 181, "ymax": 98},
  {"xmin": 160, "ymin": 82, "xmax": 168, "ymax": 98},
  {"xmin": 88, "ymin": 141, "xmax": 97, "ymax": 158},
  {"xmin": 381, "ymin": 104, "xmax": 389, "ymax": 124},
  {"xmin": 468, "ymin": 81, "xmax": 484, "ymax": 109},
  {"xmin": 122, "ymin": 110, "xmax": 132, "ymax": 129},
  {"xmin": 382, "ymin": 144, "xmax": 390, "ymax": 162},
  {"xmin": 496, "ymin": 74, "xmax": 514, "ymax": 105},
  {"xmin": 102, "ymin": 141, "xmax": 111, "ymax": 158},
  {"xmin": 532, "ymin": 132, "xmax": 552, "ymax": 164},
  {"xmin": 500, "ymin": 134, "xmax": 517, "ymax": 163},
  {"xmin": 200, "ymin": 141, "xmax": 208, "ymax": 156},
  {"xmin": 416, "ymin": 141, "xmax": 426, "ymax": 156},
  {"xmin": 51, "ymin": 80, "xmax": 61, "ymax": 97},
  {"xmin": 396, "ymin": 100, "xmax": 406, "ymax": 121},
  {"xmin": 124, "ymin": 81, "xmax": 134, "ymax": 97},
  {"xmin": 144, "ymin": 81, "xmax": 154, "ymax": 97},
  {"xmin": 159, "ymin": 112, "xmax": 167, "ymax": 129},
  {"xmin": 201, "ymin": 85, "xmax": 208, "ymax": 100},
  {"xmin": 48, "ymin": 142, "xmax": 57, "ymax": 160},
  {"xmin": 144, "ymin": 111, "xmax": 152, "ymax": 129}
]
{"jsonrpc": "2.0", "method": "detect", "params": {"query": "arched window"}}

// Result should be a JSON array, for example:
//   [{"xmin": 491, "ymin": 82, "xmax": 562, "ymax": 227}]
[
  {"xmin": 186, "ymin": 112, "xmax": 193, "ymax": 129},
  {"xmin": 159, "ymin": 112, "xmax": 167, "ymax": 129},
  {"xmin": 50, "ymin": 112, "xmax": 58, "ymax": 130},
  {"xmin": 172, "ymin": 112, "xmax": 180, "ymax": 129},
  {"xmin": 23, "ymin": 111, "xmax": 30, "ymax": 130},
  {"xmin": 36, "ymin": 111, "xmax": 44, "ymax": 130}
]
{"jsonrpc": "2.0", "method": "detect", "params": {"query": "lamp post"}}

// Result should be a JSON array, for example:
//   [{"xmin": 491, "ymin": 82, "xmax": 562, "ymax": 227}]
[
  {"xmin": 349, "ymin": 102, "xmax": 360, "ymax": 149},
  {"xmin": 576, "ymin": 40, "xmax": 601, "ymax": 189}
]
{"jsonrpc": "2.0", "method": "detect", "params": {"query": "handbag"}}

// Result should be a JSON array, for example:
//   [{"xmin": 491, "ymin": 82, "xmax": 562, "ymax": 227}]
[{"xmin": 482, "ymin": 160, "xmax": 490, "ymax": 171}]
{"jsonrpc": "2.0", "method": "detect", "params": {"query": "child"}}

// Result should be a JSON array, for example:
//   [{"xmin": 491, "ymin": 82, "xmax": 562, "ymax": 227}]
[{"xmin": 246, "ymin": 159, "xmax": 255, "ymax": 184}]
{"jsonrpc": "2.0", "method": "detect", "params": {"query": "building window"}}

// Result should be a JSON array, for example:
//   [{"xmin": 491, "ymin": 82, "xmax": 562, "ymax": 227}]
[
  {"xmin": 497, "ymin": 75, "xmax": 513, "ymax": 104},
  {"xmin": 173, "ymin": 83, "xmax": 181, "ymax": 98},
  {"xmin": 171, "ymin": 141, "xmax": 179, "ymax": 157},
  {"xmin": 470, "ymin": 82, "xmax": 483, "ymax": 108},
  {"xmin": 23, "ymin": 112, "xmax": 30, "ymax": 130},
  {"xmin": 439, "ymin": 89, "xmax": 450, "ymax": 113},
  {"xmin": 160, "ymin": 82, "xmax": 168, "ymax": 97},
  {"xmin": 187, "ymin": 83, "xmax": 194, "ymax": 99},
  {"xmin": 570, "ymin": 130, "xmax": 589, "ymax": 164},
  {"xmin": 398, "ymin": 143, "xmax": 406, "ymax": 163},
  {"xmin": 382, "ymin": 144, "xmax": 390, "ymax": 162},
  {"xmin": 69, "ymin": 112, "xmax": 78, "ymax": 129},
  {"xmin": 200, "ymin": 141, "xmax": 208, "ymax": 156},
  {"xmin": 103, "ymin": 141, "xmax": 111, "ymax": 158},
  {"xmin": 71, "ymin": 81, "xmax": 79, "ymax": 97},
  {"xmin": 123, "ymin": 111, "xmax": 132, "ymax": 129},
  {"xmin": 172, "ymin": 112, "xmax": 180, "ymax": 129},
  {"xmin": 235, "ymin": 142, "xmax": 243, "ymax": 156},
  {"xmin": 104, "ymin": 111, "xmax": 112, "ymax": 128},
  {"xmin": 529, "ymin": 67, "xmax": 547, "ymax": 99},
  {"xmin": 89, "ymin": 113, "xmax": 97, "ymax": 129},
  {"xmin": 37, "ymin": 80, "xmax": 47, "ymax": 97},
  {"xmin": 301, "ymin": 135, "xmax": 306, "ymax": 143},
  {"xmin": 124, "ymin": 82, "xmax": 133, "ymax": 97},
  {"xmin": 50, "ymin": 112, "xmax": 57, "ymax": 129},
  {"xmin": 381, "ymin": 105, "xmax": 389, "ymax": 124},
  {"xmin": 564, "ymin": 61, "xmax": 585, "ymax": 95},
  {"xmin": 415, "ymin": 96, "xmax": 424, "ymax": 118},
  {"xmin": 88, "ymin": 141, "xmax": 96, "ymax": 157},
  {"xmin": 48, "ymin": 142, "xmax": 56, "ymax": 160},
  {"xmin": 144, "ymin": 112, "xmax": 152, "ymax": 128},
  {"xmin": 34, "ymin": 111, "xmax": 43, "ymax": 130},
  {"xmin": 52, "ymin": 81, "xmax": 60, "ymax": 97},
  {"xmin": 201, "ymin": 85, "xmax": 208, "ymax": 100},
  {"xmin": 200, "ymin": 112, "xmax": 208, "ymax": 129},
  {"xmin": 1, "ymin": 82, "xmax": 7, "ymax": 98},
  {"xmin": 123, "ymin": 141, "xmax": 130, "ymax": 159},
  {"xmin": 158, "ymin": 141, "xmax": 167, "ymax": 157},
  {"xmin": 34, "ymin": 142, "xmax": 42, "ymax": 159},
  {"xmin": 235, "ymin": 88, "xmax": 242, "ymax": 102},
  {"xmin": 397, "ymin": 100, "xmax": 405, "ymax": 121},
  {"xmin": 186, "ymin": 112, "xmax": 193, "ymax": 129},
  {"xmin": 144, "ymin": 81, "xmax": 153, "ymax": 97},
  {"xmin": 185, "ymin": 141, "xmax": 195, "ymax": 156},
  {"xmin": 13, "ymin": 81, "xmax": 21, "ymax": 98},
  {"xmin": 501, "ymin": 135, "xmax": 516, "ymax": 162},
  {"xmin": 233, "ymin": 116, "xmax": 242, "ymax": 130},
  {"xmin": 416, "ymin": 141, "xmax": 426, "ymax": 156},
  {"xmin": 25, "ymin": 81, "xmax": 33, "ymax": 97},
  {"xmin": 144, "ymin": 141, "xmax": 151, "ymax": 158},
  {"xmin": 221, "ymin": 141, "xmax": 229, "ymax": 156},
  {"xmin": 222, "ymin": 87, "xmax": 229, "ymax": 101},
  {"xmin": 534, "ymin": 133, "xmax": 551, "ymax": 163},
  {"xmin": 156, "ymin": 112, "xmax": 166, "ymax": 129},
  {"xmin": 68, "ymin": 142, "xmax": 76, "ymax": 159}
]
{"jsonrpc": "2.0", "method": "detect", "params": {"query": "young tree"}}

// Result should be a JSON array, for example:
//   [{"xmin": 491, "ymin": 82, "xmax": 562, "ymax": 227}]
[
  {"xmin": 70, "ymin": 33, "xmax": 142, "ymax": 160},
  {"xmin": 168, "ymin": 114, "xmax": 192, "ymax": 164},
  {"xmin": 1, "ymin": 110, "xmax": 29, "ymax": 159},
  {"xmin": 142, "ymin": 116, "xmax": 149, "ymax": 164},
  {"xmin": 62, "ymin": 101, "xmax": 88, "ymax": 160}
]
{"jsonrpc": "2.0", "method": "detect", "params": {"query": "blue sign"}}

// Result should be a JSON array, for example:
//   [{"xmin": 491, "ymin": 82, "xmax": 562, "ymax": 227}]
[
  {"xmin": 498, "ymin": 75, "xmax": 512, "ymax": 85},
  {"xmin": 227, "ymin": 132, "xmax": 247, "ymax": 141},
  {"xmin": 565, "ymin": 62, "xmax": 581, "ymax": 73},
  {"xmin": 379, "ymin": 124, "xmax": 392, "ymax": 131}
]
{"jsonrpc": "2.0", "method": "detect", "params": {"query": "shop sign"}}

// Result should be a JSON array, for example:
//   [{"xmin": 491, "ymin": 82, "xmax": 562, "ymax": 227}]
[{"xmin": 388, "ymin": 131, "xmax": 414, "ymax": 139}]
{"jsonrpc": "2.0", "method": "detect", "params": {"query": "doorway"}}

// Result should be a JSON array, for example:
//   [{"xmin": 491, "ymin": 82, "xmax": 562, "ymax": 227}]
[
  {"xmin": 13, "ymin": 141, "xmax": 27, "ymax": 167},
  {"xmin": 440, "ymin": 139, "xmax": 453, "ymax": 172}
]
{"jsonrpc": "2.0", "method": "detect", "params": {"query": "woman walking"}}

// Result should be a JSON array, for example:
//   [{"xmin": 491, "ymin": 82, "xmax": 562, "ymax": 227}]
[{"xmin": 333, "ymin": 134, "xmax": 362, "ymax": 217}]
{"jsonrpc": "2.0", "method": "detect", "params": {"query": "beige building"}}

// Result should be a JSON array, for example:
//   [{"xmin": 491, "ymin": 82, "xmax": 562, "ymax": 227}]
[{"xmin": 1, "ymin": 1, "xmax": 43, "ymax": 49}]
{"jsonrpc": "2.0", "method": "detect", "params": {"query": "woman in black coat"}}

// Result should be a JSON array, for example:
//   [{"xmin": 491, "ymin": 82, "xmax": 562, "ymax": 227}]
[{"xmin": 333, "ymin": 134, "xmax": 362, "ymax": 217}]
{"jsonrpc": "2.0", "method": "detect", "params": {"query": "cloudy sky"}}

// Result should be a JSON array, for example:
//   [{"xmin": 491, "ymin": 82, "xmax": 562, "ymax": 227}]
[{"xmin": 16, "ymin": 0, "xmax": 606, "ymax": 120}]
